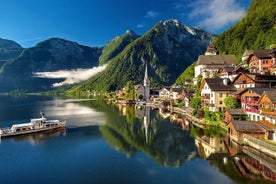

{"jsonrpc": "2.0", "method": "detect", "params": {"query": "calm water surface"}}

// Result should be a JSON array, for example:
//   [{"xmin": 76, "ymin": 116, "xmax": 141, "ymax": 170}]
[{"xmin": 0, "ymin": 96, "xmax": 272, "ymax": 184}]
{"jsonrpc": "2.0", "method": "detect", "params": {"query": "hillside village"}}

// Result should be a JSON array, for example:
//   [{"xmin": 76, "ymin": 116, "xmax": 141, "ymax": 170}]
[{"xmin": 108, "ymin": 43, "xmax": 276, "ymax": 151}]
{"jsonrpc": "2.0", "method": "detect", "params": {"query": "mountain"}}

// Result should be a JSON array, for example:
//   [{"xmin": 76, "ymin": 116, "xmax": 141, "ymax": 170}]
[
  {"xmin": 0, "ymin": 38, "xmax": 102, "ymax": 92},
  {"xmin": 212, "ymin": 0, "xmax": 276, "ymax": 59},
  {"xmin": 99, "ymin": 29, "xmax": 139, "ymax": 65},
  {"xmin": 0, "ymin": 38, "xmax": 23, "ymax": 66},
  {"xmin": 67, "ymin": 19, "xmax": 215, "ymax": 94}
]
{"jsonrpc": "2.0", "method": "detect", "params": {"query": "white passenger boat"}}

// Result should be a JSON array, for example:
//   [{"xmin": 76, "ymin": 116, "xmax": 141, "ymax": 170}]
[{"xmin": 0, "ymin": 112, "xmax": 66, "ymax": 138}]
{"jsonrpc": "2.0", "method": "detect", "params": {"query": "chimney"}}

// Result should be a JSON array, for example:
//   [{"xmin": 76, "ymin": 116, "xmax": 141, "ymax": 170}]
[{"xmin": 223, "ymin": 78, "xmax": 228, "ymax": 86}]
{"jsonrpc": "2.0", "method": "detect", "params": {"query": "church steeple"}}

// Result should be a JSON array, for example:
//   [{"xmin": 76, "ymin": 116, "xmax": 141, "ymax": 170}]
[{"xmin": 143, "ymin": 62, "xmax": 150, "ymax": 102}]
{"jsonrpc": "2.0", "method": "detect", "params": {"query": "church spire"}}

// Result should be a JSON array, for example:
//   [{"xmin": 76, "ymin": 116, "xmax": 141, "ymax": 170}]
[{"xmin": 143, "ymin": 62, "xmax": 150, "ymax": 102}]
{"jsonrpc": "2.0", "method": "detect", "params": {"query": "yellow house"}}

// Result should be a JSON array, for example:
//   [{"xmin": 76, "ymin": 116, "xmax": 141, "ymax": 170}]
[{"xmin": 199, "ymin": 78, "xmax": 236, "ymax": 112}]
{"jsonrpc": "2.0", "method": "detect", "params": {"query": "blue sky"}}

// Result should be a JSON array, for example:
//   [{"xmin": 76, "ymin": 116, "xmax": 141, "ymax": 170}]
[{"xmin": 0, "ymin": 0, "xmax": 252, "ymax": 48}]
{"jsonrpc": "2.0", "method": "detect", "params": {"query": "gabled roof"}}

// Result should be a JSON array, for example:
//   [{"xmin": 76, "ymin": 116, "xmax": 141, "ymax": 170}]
[
  {"xmin": 219, "ymin": 66, "xmax": 236, "ymax": 73},
  {"xmin": 226, "ymin": 108, "xmax": 247, "ymax": 115},
  {"xmin": 204, "ymin": 78, "xmax": 236, "ymax": 91},
  {"xmin": 231, "ymin": 120, "xmax": 265, "ymax": 133},
  {"xmin": 170, "ymin": 87, "xmax": 183, "ymax": 93},
  {"xmin": 252, "ymin": 49, "xmax": 272, "ymax": 59},
  {"xmin": 232, "ymin": 72, "xmax": 276, "ymax": 84},
  {"xmin": 259, "ymin": 90, "xmax": 276, "ymax": 104},
  {"xmin": 196, "ymin": 55, "xmax": 236, "ymax": 65},
  {"xmin": 239, "ymin": 87, "xmax": 276, "ymax": 96}
]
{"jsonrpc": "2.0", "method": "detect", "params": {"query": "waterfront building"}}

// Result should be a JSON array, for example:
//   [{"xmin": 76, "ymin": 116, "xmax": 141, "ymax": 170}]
[
  {"xmin": 259, "ymin": 90, "xmax": 276, "ymax": 126},
  {"xmin": 240, "ymin": 88, "xmax": 275, "ymax": 121},
  {"xmin": 199, "ymin": 78, "xmax": 236, "ymax": 112}
]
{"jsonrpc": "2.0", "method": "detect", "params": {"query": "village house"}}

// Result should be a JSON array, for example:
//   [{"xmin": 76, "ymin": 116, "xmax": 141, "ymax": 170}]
[
  {"xmin": 194, "ymin": 44, "xmax": 237, "ymax": 79},
  {"xmin": 224, "ymin": 108, "xmax": 248, "ymax": 125},
  {"xmin": 169, "ymin": 87, "xmax": 183, "ymax": 100},
  {"xmin": 259, "ymin": 90, "xmax": 276, "ymax": 125},
  {"xmin": 199, "ymin": 78, "xmax": 236, "ymax": 112},
  {"xmin": 232, "ymin": 72, "xmax": 276, "ymax": 91},
  {"xmin": 218, "ymin": 65, "xmax": 245, "ymax": 81},
  {"xmin": 246, "ymin": 48, "xmax": 276, "ymax": 74},
  {"xmin": 240, "ymin": 88, "xmax": 275, "ymax": 121},
  {"xmin": 194, "ymin": 55, "xmax": 237, "ymax": 79},
  {"xmin": 134, "ymin": 84, "xmax": 144, "ymax": 100},
  {"xmin": 159, "ymin": 87, "xmax": 170, "ymax": 100},
  {"xmin": 228, "ymin": 120, "xmax": 266, "ymax": 143}
]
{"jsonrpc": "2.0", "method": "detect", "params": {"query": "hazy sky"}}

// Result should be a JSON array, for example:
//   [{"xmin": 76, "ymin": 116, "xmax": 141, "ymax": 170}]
[{"xmin": 0, "ymin": 0, "xmax": 251, "ymax": 48}]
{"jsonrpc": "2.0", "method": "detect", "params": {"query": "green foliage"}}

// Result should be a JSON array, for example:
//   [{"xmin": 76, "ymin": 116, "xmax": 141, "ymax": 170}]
[
  {"xmin": 178, "ymin": 101, "xmax": 186, "ymax": 107},
  {"xmin": 224, "ymin": 96, "xmax": 239, "ymax": 109},
  {"xmin": 99, "ymin": 31, "xmax": 139, "ymax": 65},
  {"xmin": 213, "ymin": 0, "xmax": 276, "ymax": 61},
  {"xmin": 190, "ymin": 95, "xmax": 201, "ymax": 110},
  {"xmin": 125, "ymin": 80, "xmax": 135, "ymax": 100},
  {"xmin": 175, "ymin": 62, "xmax": 195, "ymax": 85}
]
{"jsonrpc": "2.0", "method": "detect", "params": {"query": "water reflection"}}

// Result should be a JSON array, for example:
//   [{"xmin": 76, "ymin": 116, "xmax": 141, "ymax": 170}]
[
  {"xmin": 99, "ymin": 104, "xmax": 199, "ymax": 167},
  {"xmin": 97, "ymin": 102, "xmax": 276, "ymax": 183}
]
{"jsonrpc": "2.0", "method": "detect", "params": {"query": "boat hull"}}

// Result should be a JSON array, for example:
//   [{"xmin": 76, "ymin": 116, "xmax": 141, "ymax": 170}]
[{"xmin": 0, "ymin": 123, "xmax": 65, "ymax": 138}]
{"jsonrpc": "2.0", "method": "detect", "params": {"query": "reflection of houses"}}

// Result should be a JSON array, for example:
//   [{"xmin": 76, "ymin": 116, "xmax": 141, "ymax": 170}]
[
  {"xmin": 199, "ymin": 78, "xmax": 236, "ymax": 112},
  {"xmin": 143, "ymin": 106, "xmax": 151, "ymax": 143},
  {"xmin": 195, "ymin": 136, "xmax": 226, "ymax": 159},
  {"xmin": 224, "ymin": 108, "xmax": 247, "ymax": 125}
]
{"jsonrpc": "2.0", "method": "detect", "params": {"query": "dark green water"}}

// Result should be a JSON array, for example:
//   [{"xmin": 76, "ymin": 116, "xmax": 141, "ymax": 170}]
[{"xmin": 0, "ymin": 96, "xmax": 272, "ymax": 184}]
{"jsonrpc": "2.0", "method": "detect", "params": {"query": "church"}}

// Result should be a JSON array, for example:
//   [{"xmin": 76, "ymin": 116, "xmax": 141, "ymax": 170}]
[{"xmin": 134, "ymin": 63, "xmax": 150, "ymax": 102}]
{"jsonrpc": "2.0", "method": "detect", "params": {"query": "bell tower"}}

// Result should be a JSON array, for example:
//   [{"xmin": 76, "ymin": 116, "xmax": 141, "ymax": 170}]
[{"xmin": 143, "ymin": 63, "xmax": 150, "ymax": 102}]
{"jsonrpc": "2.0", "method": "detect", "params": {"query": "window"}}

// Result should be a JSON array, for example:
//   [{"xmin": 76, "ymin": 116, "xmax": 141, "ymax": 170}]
[
  {"xmin": 219, "ymin": 93, "xmax": 223, "ymax": 97},
  {"xmin": 219, "ymin": 101, "xmax": 223, "ymax": 104}
]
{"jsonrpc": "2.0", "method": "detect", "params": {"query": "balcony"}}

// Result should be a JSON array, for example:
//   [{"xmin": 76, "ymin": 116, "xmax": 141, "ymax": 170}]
[
  {"xmin": 260, "ymin": 109, "xmax": 276, "ymax": 116},
  {"xmin": 202, "ymin": 94, "xmax": 210, "ymax": 100},
  {"xmin": 202, "ymin": 102, "xmax": 215, "ymax": 107},
  {"xmin": 241, "ymin": 99, "xmax": 259, "ymax": 105},
  {"xmin": 243, "ymin": 108, "xmax": 260, "ymax": 113}
]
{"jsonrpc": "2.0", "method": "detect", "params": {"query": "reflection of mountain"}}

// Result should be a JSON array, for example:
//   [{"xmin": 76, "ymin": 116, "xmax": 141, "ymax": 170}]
[{"xmin": 86, "ymin": 101, "xmax": 199, "ymax": 167}]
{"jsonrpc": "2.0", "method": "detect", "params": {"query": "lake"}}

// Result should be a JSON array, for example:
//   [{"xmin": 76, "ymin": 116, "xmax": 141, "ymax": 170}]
[{"xmin": 0, "ymin": 96, "xmax": 273, "ymax": 184}]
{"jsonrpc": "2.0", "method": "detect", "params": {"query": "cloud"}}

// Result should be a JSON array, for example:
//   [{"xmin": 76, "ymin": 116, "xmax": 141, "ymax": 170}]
[
  {"xmin": 188, "ymin": 0, "xmax": 246, "ymax": 31},
  {"xmin": 137, "ymin": 23, "xmax": 145, "ymax": 28},
  {"xmin": 145, "ymin": 10, "xmax": 160, "ymax": 19},
  {"xmin": 34, "ymin": 65, "xmax": 107, "ymax": 87}
]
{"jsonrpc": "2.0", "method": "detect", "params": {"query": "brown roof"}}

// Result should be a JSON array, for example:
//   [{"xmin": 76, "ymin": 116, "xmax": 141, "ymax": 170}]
[
  {"xmin": 264, "ymin": 90, "xmax": 276, "ymax": 103},
  {"xmin": 205, "ymin": 44, "xmax": 217, "ymax": 53},
  {"xmin": 231, "ymin": 120, "xmax": 265, "ymax": 133},
  {"xmin": 197, "ymin": 55, "xmax": 236, "ymax": 65},
  {"xmin": 226, "ymin": 108, "xmax": 247, "ymax": 115},
  {"xmin": 253, "ymin": 49, "xmax": 272, "ymax": 59},
  {"xmin": 205, "ymin": 78, "xmax": 236, "ymax": 91}
]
